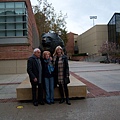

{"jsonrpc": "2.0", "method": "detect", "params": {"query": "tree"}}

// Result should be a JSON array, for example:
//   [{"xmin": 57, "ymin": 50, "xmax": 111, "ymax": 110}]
[
  {"xmin": 98, "ymin": 41, "xmax": 119, "ymax": 62},
  {"xmin": 33, "ymin": 0, "xmax": 68, "ymax": 44}
]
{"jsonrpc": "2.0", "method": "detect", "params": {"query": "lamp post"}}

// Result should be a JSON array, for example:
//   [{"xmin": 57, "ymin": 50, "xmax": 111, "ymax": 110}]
[{"xmin": 90, "ymin": 16, "xmax": 97, "ymax": 26}]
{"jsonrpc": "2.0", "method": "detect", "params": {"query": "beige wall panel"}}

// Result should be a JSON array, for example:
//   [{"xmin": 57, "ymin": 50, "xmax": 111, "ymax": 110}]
[
  {"xmin": 0, "ymin": 60, "xmax": 17, "ymax": 74},
  {"xmin": 17, "ymin": 60, "xmax": 27, "ymax": 74},
  {"xmin": 0, "ymin": 60, "xmax": 27, "ymax": 74}
]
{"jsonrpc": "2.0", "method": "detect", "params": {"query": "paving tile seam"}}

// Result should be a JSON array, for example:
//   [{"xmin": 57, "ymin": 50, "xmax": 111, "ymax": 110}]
[
  {"xmin": 0, "ymin": 82, "xmax": 21, "ymax": 86},
  {"xmin": 70, "ymin": 71, "xmax": 120, "ymax": 98}
]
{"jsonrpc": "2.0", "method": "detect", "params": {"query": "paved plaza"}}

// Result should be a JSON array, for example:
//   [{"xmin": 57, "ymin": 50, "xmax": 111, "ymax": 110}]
[
  {"xmin": 0, "ymin": 61, "xmax": 120, "ymax": 120},
  {"xmin": 69, "ymin": 61, "xmax": 120, "ymax": 98}
]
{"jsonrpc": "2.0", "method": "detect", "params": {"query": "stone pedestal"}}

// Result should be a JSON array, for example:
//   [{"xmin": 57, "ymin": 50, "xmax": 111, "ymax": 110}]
[{"xmin": 16, "ymin": 75, "xmax": 87, "ymax": 100}]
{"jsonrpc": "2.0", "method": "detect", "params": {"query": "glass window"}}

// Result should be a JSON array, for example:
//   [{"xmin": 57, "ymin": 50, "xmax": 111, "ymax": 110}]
[
  {"xmin": 0, "ymin": 9, "xmax": 5, "ymax": 15},
  {"xmin": 0, "ymin": 2, "xmax": 28, "ymax": 38},
  {"xmin": 116, "ymin": 21, "xmax": 120, "ymax": 27},
  {"xmin": 15, "ymin": 2, "xmax": 25, "ymax": 8},
  {"xmin": 16, "ymin": 23, "xmax": 23, "ymax": 29},
  {"xmin": 15, "ymin": 9, "xmax": 25, "ymax": 15},
  {"xmin": 6, "ymin": 16, "xmax": 14, "ymax": 22},
  {"xmin": 6, "ymin": 2, "xmax": 14, "ymax": 8},
  {"xmin": 23, "ymin": 30, "xmax": 27, "ymax": 36},
  {"xmin": 0, "ymin": 31, "xmax": 5, "ymax": 36},
  {"xmin": 16, "ymin": 16, "xmax": 23, "ymax": 22},
  {"xmin": 7, "ymin": 30, "xmax": 15, "ymax": 36},
  {"xmin": 0, "ymin": 16, "xmax": 5, "ymax": 22},
  {"xmin": 5, "ymin": 9, "xmax": 15, "ymax": 15},
  {"xmin": 116, "ymin": 28, "xmax": 120, "ymax": 32},
  {"xmin": 116, "ymin": 14, "xmax": 120, "ymax": 21},
  {"xmin": 0, "ymin": 23, "xmax": 5, "ymax": 29},
  {"xmin": 23, "ymin": 23, "xmax": 27, "ymax": 29},
  {"xmin": 16, "ymin": 30, "xmax": 23, "ymax": 36},
  {"xmin": 6, "ymin": 23, "xmax": 15, "ymax": 29},
  {"xmin": 112, "ymin": 15, "xmax": 115, "ymax": 23},
  {"xmin": 23, "ymin": 15, "xmax": 27, "ymax": 21},
  {"xmin": 0, "ymin": 2, "xmax": 5, "ymax": 8}
]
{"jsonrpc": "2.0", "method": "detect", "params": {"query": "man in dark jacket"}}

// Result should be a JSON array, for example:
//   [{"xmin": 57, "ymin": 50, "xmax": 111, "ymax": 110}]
[{"xmin": 27, "ymin": 48, "xmax": 44, "ymax": 106}]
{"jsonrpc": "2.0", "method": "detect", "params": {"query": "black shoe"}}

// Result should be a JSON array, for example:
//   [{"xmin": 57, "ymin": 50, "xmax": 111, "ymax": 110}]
[
  {"xmin": 66, "ymin": 101, "xmax": 71, "ymax": 105},
  {"xmin": 33, "ymin": 102, "xmax": 38, "ymax": 106},
  {"xmin": 39, "ymin": 101, "xmax": 45, "ymax": 105},
  {"xmin": 66, "ymin": 100, "xmax": 71, "ymax": 105},
  {"xmin": 51, "ymin": 102, "xmax": 54, "ymax": 104},
  {"xmin": 46, "ymin": 102, "xmax": 51, "ymax": 105},
  {"xmin": 59, "ymin": 99, "xmax": 65, "ymax": 104}
]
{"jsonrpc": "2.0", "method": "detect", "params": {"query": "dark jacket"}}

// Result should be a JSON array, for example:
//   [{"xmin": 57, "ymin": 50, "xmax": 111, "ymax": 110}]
[
  {"xmin": 27, "ymin": 55, "xmax": 42, "ymax": 84},
  {"xmin": 42, "ymin": 59, "xmax": 54, "ymax": 78},
  {"xmin": 54, "ymin": 55, "xmax": 70, "ymax": 85}
]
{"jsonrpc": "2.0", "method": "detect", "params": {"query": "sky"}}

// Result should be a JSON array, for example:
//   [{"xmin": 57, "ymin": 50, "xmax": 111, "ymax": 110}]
[{"xmin": 30, "ymin": 0, "xmax": 120, "ymax": 35}]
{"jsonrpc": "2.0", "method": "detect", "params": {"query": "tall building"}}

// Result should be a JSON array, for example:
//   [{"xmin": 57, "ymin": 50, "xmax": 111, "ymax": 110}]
[
  {"xmin": 108, "ymin": 13, "xmax": 120, "ymax": 46},
  {"xmin": 77, "ymin": 25, "xmax": 108, "ymax": 55},
  {"xmin": 0, "ymin": 0, "xmax": 39, "ymax": 74}
]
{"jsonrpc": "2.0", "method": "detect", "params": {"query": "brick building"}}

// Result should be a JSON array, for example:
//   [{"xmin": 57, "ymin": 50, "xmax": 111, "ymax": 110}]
[
  {"xmin": 66, "ymin": 32, "xmax": 78, "ymax": 58},
  {"xmin": 0, "ymin": 0, "xmax": 39, "ymax": 74}
]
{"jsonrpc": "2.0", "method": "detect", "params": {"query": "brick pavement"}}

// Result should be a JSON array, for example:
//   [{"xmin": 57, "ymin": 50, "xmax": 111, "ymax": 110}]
[{"xmin": 70, "ymin": 71, "xmax": 120, "ymax": 98}]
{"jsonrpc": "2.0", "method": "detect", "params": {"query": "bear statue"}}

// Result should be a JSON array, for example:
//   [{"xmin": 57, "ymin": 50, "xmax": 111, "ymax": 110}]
[{"xmin": 39, "ymin": 32, "xmax": 66, "ymax": 56}]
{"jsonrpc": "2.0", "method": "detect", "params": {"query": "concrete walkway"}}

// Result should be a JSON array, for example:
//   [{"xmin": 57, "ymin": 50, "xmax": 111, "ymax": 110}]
[
  {"xmin": 69, "ymin": 61, "xmax": 120, "ymax": 98},
  {"xmin": 0, "ymin": 61, "xmax": 120, "ymax": 120}
]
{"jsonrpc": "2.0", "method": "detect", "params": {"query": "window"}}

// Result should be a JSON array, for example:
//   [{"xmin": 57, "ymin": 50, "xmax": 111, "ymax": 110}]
[
  {"xmin": 6, "ymin": 16, "xmax": 14, "ymax": 22},
  {"xmin": 0, "ymin": 3, "xmax": 5, "ymax": 8},
  {"xmin": 16, "ymin": 16, "xmax": 23, "ymax": 22},
  {"xmin": 6, "ymin": 2, "xmax": 14, "ymax": 8},
  {"xmin": 16, "ymin": 23, "xmax": 23, "ymax": 29},
  {"xmin": 0, "ymin": 9, "xmax": 5, "ymax": 15},
  {"xmin": 0, "ymin": 24, "xmax": 5, "ymax": 29},
  {"xmin": 7, "ymin": 30, "xmax": 15, "ymax": 36},
  {"xmin": 6, "ymin": 23, "xmax": 15, "ymax": 29},
  {"xmin": 0, "ymin": 2, "xmax": 28, "ymax": 37},
  {"xmin": 15, "ymin": 2, "xmax": 25, "ymax": 8},
  {"xmin": 0, "ymin": 16, "xmax": 5, "ymax": 22},
  {"xmin": 0, "ymin": 31, "xmax": 5, "ymax": 36},
  {"xmin": 16, "ymin": 30, "xmax": 23, "ymax": 36}
]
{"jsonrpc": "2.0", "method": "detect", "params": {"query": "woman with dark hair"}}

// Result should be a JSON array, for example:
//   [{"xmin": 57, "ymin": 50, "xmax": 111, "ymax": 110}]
[{"xmin": 53, "ymin": 46, "xmax": 71, "ymax": 105}]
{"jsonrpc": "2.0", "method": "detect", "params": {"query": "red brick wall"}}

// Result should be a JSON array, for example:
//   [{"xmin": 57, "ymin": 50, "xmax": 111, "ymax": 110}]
[
  {"xmin": 0, "ymin": 0, "xmax": 39, "ymax": 60},
  {"xmin": 66, "ymin": 32, "xmax": 78, "ymax": 57},
  {"xmin": 0, "ymin": 46, "xmax": 32, "ymax": 60},
  {"xmin": 66, "ymin": 32, "xmax": 74, "ymax": 56}
]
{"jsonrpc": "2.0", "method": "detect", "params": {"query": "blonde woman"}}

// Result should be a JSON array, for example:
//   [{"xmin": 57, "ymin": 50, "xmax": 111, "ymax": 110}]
[
  {"xmin": 53, "ymin": 46, "xmax": 71, "ymax": 105},
  {"xmin": 43, "ymin": 51, "xmax": 54, "ymax": 104}
]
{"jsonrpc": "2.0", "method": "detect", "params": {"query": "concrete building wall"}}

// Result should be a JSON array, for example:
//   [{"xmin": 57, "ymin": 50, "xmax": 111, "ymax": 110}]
[{"xmin": 77, "ymin": 25, "xmax": 108, "ymax": 55}]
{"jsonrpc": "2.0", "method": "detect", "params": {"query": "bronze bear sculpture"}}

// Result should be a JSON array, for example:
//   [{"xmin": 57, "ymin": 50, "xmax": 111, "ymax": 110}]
[{"xmin": 39, "ymin": 32, "xmax": 66, "ymax": 56}]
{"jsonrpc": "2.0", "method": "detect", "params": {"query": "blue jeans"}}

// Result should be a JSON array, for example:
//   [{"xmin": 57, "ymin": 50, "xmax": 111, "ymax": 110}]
[{"xmin": 44, "ymin": 77, "xmax": 54, "ymax": 103}]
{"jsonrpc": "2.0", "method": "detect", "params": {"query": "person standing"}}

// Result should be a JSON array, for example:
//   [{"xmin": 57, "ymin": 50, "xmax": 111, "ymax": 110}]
[
  {"xmin": 42, "ymin": 51, "xmax": 54, "ymax": 105},
  {"xmin": 53, "ymin": 46, "xmax": 71, "ymax": 105},
  {"xmin": 27, "ymin": 48, "xmax": 44, "ymax": 106}
]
